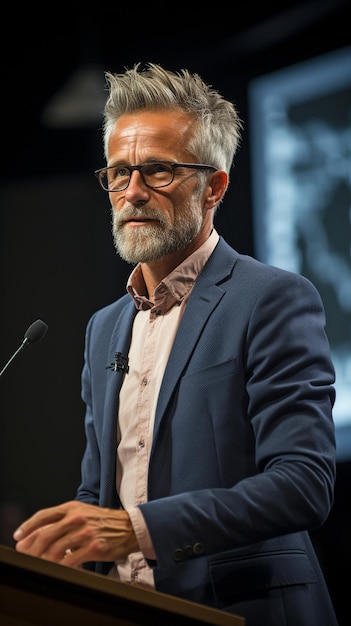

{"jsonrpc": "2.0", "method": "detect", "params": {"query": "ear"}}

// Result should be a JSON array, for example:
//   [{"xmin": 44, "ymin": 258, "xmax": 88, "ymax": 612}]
[{"xmin": 204, "ymin": 170, "xmax": 228, "ymax": 209}]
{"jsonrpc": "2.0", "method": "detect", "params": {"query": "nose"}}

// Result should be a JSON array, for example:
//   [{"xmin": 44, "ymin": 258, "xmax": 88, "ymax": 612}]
[{"xmin": 124, "ymin": 169, "xmax": 150, "ymax": 202}]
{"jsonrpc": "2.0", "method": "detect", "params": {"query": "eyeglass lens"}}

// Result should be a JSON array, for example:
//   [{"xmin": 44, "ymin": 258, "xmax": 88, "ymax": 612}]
[{"xmin": 102, "ymin": 162, "xmax": 174, "ymax": 191}]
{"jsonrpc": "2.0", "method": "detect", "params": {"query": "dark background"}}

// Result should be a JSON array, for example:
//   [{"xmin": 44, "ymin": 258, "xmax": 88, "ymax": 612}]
[{"xmin": 0, "ymin": 3, "xmax": 350, "ymax": 623}]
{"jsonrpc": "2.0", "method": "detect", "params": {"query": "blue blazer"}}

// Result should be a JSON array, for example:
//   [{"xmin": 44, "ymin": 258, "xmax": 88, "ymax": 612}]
[{"xmin": 77, "ymin": 237, "xmax": 338, "ymax": 626}]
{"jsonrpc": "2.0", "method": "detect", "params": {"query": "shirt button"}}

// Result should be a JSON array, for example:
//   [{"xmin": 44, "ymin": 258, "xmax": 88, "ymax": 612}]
[
  {"xmin": 142, "ymin": 377, "xmax": 148, "ymax": 386},
  {"xmin": 139, "ymin": 439, "xmax": 145, "ymax": 448},
  {"xmin": 155, "ymin": 309, "xmax": 162, "ymax": 316}
]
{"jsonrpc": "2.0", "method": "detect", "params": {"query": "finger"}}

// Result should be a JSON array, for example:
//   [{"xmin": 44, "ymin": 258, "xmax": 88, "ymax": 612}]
[
  {"xmin": 15, "ymin": 523, "xmax": 57, "ymax": 558},
  {"xmin": 15, "ymin": 518, "xmax": 79, "ymax": 561},
  {"xmin": 59, "ymin": 537, "xmax": 108, "ymax": 568},
  {"xmin": 61, "ymin": 547, "xmax": 83, "ymax": 567},
  {"xmin": 13, "ymin": 506, "xmax": 66, "ymax": 541}
]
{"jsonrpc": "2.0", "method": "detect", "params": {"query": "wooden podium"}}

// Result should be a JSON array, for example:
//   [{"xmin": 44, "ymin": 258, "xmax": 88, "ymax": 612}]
[{"xmin": 0, "ymin": 544, "xmax": 245, "ymax": 625}]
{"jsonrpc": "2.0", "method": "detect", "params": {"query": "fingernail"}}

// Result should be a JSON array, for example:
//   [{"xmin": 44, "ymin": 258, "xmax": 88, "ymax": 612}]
[{"xmin": 13, "ymin": 528, "xmax": 22, "ymax": 540}]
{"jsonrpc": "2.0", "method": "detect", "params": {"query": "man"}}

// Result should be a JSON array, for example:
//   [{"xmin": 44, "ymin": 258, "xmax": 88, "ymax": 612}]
[{"xmin": 14, "ymin": 63, "xmax": 338, "ymax": 625}]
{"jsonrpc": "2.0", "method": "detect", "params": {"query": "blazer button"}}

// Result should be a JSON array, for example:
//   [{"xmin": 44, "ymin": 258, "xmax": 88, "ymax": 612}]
[
  {"xmin": 193, "ymin": 542, "xmax": 204, "ymax": 555},
  {"xmin": 184, "ymin": 545, "xmax": 193, "ymax": 558},
  {"xmin": 173, "ymin": 548, "xmax": 185, "ymax": 561}
]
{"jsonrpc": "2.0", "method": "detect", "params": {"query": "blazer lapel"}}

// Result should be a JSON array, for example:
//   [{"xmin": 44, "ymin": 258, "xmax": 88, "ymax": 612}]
[
  {"xmin": 100, "ymin": 300, "xmax": 137, "ymax": 501},
  {"xmin": 103, "ymin": 300, "xmax": 136, "ymax": 414},
  {"xmin": 152, "ymin": 238, "xmax": 238, "ymax": 444},
  {"xmin": 152, "ymin": 261, "xmax": 233, "ymax": 442}
]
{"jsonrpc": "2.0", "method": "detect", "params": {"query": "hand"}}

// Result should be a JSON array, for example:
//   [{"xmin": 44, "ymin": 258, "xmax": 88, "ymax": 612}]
[{"xmin": 13, "ymin": 500, "xmax": 139, "ymax": 568}]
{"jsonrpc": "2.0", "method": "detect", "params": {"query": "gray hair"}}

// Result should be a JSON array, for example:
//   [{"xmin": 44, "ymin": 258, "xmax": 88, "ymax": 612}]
[{"xmin": 102, "ymin": 62, "xmax": 243, "ymax": 173}]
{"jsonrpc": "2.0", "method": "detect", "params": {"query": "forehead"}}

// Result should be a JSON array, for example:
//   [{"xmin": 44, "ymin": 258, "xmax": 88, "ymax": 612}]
[{"xmin": 107, "ymin": 110, "xmax": 196, "ymax": 161}]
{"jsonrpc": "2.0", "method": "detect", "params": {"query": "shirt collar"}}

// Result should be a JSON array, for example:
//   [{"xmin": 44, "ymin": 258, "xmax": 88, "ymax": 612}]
[{"xmin": 127, "ymin": 229, "xmax": 219, "ymax": 313}]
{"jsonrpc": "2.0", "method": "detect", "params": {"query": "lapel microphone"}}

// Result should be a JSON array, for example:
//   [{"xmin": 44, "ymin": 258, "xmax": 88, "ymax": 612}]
[{"xmin": 106, "ymin": 352, "xmax": 129, "ymax": 373}]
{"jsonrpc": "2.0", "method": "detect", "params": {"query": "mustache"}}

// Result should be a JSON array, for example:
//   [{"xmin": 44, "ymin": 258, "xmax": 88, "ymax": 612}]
[{"xmin": 113, "ymin": 205, "xmax": 166, "ymax": 225}]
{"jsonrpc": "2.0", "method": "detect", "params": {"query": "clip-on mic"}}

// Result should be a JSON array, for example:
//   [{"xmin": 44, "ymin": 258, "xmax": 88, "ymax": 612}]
[{"xmin": 106, "ymin": 352, "xmax": 129, "ymax": 373}]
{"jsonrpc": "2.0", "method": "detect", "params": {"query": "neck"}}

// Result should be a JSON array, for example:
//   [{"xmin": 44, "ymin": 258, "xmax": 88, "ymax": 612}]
[{"xmin": 140, "ymin": 226, "xmax": 214, "ymax": 297}]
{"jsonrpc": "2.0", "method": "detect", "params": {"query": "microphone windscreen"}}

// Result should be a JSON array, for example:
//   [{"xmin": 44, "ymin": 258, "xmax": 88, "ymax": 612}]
[{"xmin": 24, "ymin": 319, "xmax": 48, "ymax": 344}]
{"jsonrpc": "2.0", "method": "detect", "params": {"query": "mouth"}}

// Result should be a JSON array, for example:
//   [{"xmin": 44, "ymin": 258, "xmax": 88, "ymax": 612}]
[
  {"xmin": 116, "ymin": 207, "xmax": 163, "ymax": 229},
  {"xmin": 123, "ymin": 217, "xmax": 156, "ymax": 226}
]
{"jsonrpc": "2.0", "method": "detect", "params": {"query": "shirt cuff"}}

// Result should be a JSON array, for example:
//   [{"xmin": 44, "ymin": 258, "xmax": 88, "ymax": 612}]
[{"xmin": 127, "ymin": 506, "xmax": 157, "ymax": 560}]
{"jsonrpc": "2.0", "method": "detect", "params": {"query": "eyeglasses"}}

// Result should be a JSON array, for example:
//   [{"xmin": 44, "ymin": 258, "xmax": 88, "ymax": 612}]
[{"xmin": 94, "ymin": 161, "xmax": 218, "ymax": 192}]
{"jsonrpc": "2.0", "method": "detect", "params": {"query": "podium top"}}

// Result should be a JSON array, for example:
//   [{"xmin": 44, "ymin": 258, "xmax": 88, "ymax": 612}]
[{"xmin": 0, "ymin": 544, "xmax": 245, "ymax": 625}]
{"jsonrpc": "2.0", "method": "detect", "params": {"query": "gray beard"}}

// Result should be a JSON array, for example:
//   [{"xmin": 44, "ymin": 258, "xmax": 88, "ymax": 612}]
[{"xmin": 111, "ymin": 203, "xmax": 203, "ymax": 264}]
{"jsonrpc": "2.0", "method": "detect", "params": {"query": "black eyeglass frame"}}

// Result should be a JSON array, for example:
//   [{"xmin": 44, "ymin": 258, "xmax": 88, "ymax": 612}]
[{"xmin": 94, "ymin": 161, "xmax": 218, "ymax": 192}]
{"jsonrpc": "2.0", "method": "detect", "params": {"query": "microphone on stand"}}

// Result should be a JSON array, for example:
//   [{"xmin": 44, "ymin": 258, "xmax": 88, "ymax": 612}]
[{"xmin": 0, "ymin": 319, "xmax": 48, "ymax": 378}]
